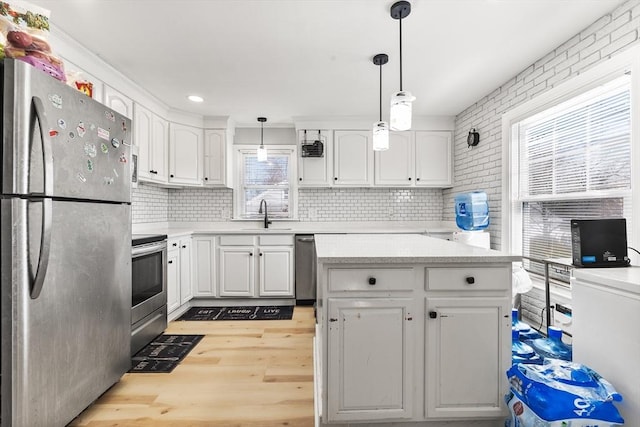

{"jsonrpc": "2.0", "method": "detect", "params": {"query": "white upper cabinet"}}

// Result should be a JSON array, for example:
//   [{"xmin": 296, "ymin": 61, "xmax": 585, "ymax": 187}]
[
  {"xmin": 202, "ymin": 129, "xmax": 227, "ymax": 186},
  {"xmin": 298, "ymin": 130, "xmax": 333, "ymax": 187},
  {"xmin": 333, "ymin": 131, "xmax": 373, "ymax": 186},
  {"xmin": 103, "ymin": 84, "xmax": 133, "ymax": 119},
  {"xmin": 134, "ymin": 104, "xmax": 168, "ymax": 183},
  {"xmin": 415, "ymin": 131, "xmax": 452, "ymax": 187},
  {"xmin": 169, "ymin": 123, "xmax": 203, "ymax": 186},
  {"xmin": 374, "ymin": 131, "xmax": 415, "ymax": 186}
]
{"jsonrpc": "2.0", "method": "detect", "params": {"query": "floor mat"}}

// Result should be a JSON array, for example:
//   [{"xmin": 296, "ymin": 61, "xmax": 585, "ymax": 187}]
[
  {"xmin": 177, "ymin": 305, "xmax": 294, "ymax": 321},
  {"xmin": 129, "ymin": 334, "xmax": 203, "ymax": 373}
]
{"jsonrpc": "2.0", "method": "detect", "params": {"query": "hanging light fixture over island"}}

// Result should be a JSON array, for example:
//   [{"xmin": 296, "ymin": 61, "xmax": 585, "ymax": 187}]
[{"xmin": 389, "ymin": 1, "xmax": 415, "ymax": 131}]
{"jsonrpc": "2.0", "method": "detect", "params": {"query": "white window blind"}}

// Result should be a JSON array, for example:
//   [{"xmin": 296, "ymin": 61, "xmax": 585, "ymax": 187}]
[
  {"xmin": 513, "ymin": 74, "xmax": 632, "ymax": 282},
  {"xmin": 241, "ymin": 153, "xmax": 291, "ymax": 219}
]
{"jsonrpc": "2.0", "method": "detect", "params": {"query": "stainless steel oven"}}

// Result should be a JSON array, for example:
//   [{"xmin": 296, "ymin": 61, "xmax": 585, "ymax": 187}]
[{"xmin": 131, "ymin": 234, "xmax": 167, "ymax": 355}]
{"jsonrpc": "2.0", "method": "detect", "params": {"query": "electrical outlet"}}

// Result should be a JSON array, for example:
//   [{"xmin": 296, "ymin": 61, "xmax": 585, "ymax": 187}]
[{"xmin": 552, "ymin": 302, "xmax": 573, "ymax": 337}]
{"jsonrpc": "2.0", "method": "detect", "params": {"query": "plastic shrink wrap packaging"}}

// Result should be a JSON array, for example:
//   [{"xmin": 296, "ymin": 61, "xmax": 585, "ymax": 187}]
[
  {"xmin": 0, "ymin": 1, "xmax": 65, "ymax": 81},
  {"xmin": 505, "ymin": 360, "xmax": 624, "ymax": 426}
]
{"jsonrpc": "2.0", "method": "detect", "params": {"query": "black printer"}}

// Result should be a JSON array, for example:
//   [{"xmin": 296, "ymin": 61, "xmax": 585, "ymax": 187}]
[{"xmin": 571, "ymin": 218, "xmax": 630, "ymax": 267}]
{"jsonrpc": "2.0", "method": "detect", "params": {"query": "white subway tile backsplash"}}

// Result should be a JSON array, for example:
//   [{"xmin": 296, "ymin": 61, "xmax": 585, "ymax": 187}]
[
  {"xmin": 131, "ymin": 183, "xmax": 169, "ymax": 224},
  {"xmin": 299, "ymin": 188, "xmax": 443, "ymax": 222},
  {"xmin": 168, "ymin": 188, "xmax": 233, "ymax": 222},
  {"xmin": 133, "ymin": 184, "xmax": 443, "ymax": 224}
]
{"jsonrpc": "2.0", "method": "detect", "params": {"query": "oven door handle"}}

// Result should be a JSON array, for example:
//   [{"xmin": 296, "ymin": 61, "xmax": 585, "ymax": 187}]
[{"xmin": 132, "ymin": 242, "xmax": 167, "ymax": 258}]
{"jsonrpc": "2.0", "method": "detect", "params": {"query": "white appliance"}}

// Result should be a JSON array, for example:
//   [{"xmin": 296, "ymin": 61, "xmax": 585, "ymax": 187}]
[
  {"xmin": 572, "ymin": 267, "xmax": 640, "ymax": 425},
  {"xmin": 452, "ymin": 230, "xmax": 490, "ymax": 249},
  {"xmin": 1, "ymin": 59, "xmax": 132, "ymax": 427}
]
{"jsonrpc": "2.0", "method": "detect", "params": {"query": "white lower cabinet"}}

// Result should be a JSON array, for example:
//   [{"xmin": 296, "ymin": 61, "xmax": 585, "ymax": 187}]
[
  {"xmin": 167, "ymin": 236, "xmax": 192, "ymax": 314},
  {"xmin": 219, "ymin": 246, "xmax": 255, "ymax": 297},
  {"xmin": 327, "ymin": 298, "xmax": 414, "ymax": 422},
  {"xmin": 192, "ymin": 236, "xmax": 216, "ymax": 297},
  {"xmin": 319, "ymin": 263, "xmax": 511, "ymax": 425},
  {"xmin": 425, "ymin": 296, "xmax": 510, "ymax": 419},
  {"xmin": 167, "ymin": 246, "xmax": 180, "ymax": 313},
  {"xmin": 218, "ymin": 234, "xmax": 294, "ymax": 298},
  {"xmin": 259, "ymin": 246, "xmax": 294, "ymax": 296}
]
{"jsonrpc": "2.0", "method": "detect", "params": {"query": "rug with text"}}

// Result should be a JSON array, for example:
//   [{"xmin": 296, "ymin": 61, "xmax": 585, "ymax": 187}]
[
  {"xmin": 177, "ymin": 305, "xmax": 294, "ymax": 321},
  {"xmin": 129, "ymin": 334, "xmax": 203, "ymax": 373}
]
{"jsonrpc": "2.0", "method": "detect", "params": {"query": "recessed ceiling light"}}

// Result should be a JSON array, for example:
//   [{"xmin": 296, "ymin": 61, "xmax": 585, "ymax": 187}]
[{"xmin": 188, "ymin": 95, "xmax": 204, "ymax": 103}]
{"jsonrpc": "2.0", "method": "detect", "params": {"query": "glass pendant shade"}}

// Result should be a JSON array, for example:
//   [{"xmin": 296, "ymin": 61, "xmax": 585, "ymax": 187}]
[
  {"xmin": 372, "ymin": 121, "xmax": 389, "ymax": 151},
  {"xmin": 257, "ymin": 144, "xmax": 267, "ymax": 162},
  {"xmin": 390, "ymin": 90, "xmax": 416, "ymax": 131}
]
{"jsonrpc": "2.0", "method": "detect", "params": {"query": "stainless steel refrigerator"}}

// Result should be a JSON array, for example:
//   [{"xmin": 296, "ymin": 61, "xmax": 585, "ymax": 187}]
[{"xmin": 1, "ymin": 59, "xmax": 132, "ymax": 427}]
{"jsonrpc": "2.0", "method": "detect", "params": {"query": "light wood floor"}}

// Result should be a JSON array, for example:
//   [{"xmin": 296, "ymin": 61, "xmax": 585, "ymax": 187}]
[{"xmin": 69, "ymin": 306, "xmax": 316, "ymax": 427}]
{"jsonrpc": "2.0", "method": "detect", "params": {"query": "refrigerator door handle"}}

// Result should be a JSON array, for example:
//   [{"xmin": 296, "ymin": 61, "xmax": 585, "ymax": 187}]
[
  {"xmin": 31, "ymin": 96, "xmax": 54, "ymax": 196},
  {"xmin": 30, "ymin": 198, "xmax": 53, "ymax": 299}
]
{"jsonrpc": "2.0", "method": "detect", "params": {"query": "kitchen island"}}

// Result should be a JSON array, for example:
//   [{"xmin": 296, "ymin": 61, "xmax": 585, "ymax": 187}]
[{"xmin": 314, "ymin": 233, "xmax": 520, "ymax": 427}]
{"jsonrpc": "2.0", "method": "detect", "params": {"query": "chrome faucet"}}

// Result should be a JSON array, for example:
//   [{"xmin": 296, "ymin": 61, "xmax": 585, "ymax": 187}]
[{"xmin": 258, "ymin": 199, "xmax": 272, "ymax": 229}]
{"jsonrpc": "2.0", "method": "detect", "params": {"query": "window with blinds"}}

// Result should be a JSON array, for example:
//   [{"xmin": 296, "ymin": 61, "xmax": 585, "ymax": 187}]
[
  {"xmin": 513, "ymin": 74, "xmax": 632, "ymax": 284},
  {"xmin": 240, "ymin": 152, "xmax": 291, "ymax": 219}
]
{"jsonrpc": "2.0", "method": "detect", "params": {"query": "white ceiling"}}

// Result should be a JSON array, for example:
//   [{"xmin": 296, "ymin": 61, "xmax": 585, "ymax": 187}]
[{"xmin": 33, "ymin": 0, "xmax": 625, "ymax": 126}]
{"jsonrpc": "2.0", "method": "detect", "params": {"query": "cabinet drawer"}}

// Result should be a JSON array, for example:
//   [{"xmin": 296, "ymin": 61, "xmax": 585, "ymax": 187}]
[
  {"xmin": 259, "ymin": 234, "xmax": 294, "ymax": 246},
  {"xmin": 328, "ymin": 268, "xmax": 415, "ymax": 292},
  {"xmin": 426, "ymin": 267, "xmax": 510, "ymax": 291},
  {"xmin": 219, "ymin": 235, "xmax": 255, "ymax": 246}
]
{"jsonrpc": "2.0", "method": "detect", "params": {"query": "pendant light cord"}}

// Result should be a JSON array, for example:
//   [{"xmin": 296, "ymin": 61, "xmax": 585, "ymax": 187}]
[
  {"xmin": 260, "ymin": 121, "xmax": 264, "ymax": 146},
  {"xmin": 379, "ymin": 62, "xmax": 383, "ymax": 121},
  {"xmin": 399, "ymin": 16, "xmax": 403, "ymax": 91}
]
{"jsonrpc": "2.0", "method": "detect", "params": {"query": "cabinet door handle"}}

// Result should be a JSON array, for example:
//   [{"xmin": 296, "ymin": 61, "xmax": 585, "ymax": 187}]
[
  {"xmin": 408, "ymin": 177, "xmax": 412, "ymax": 181},
  {"xmin": 259, "ymin": 253, "xmax": 263, "ymax": 256},
  {"xmin": 170, "ymin": 174, "xmax": 174, "ymax": 178},
  {"xmin": 299, "ymin": 177, "xmax": 303, "ymax": 181},
  {"xmin": 368, "ymin": 277, "xmax": 376, "ymax": 285},
  {"xmin": 465, "ymin": 276, "xmax": 475, "ymax": 284},
  {"xmin": 204, "ymin": 177, "xmax": 208, "ymax": 181},
  {"xmin": 249, "ymin": 252, "xmax": 253, "ymax": 256},
  {"xmin": 172, "ymin": 243, "xmax": 178, "ymax": 247},
  {"xmin": 182, "ymin": 245, "xmax": 186, "ymax": 249},
  {"xmin": 168, "ymin": 260, "xmax": 173, "ymax": 264},
  {"xmin": 334, "ymin": 177, "xmax": 338, "ymax": 180},
  {"xmin": 329, "ymin": 318, "xmax": 338, "ymax": 322},
  {"xmin": 416, "ymin": 177, "xmax": 420, "ymax": 181},
  {"xmin": 429, "ymin": 311, "xmax": 437, "ymax": 319}
]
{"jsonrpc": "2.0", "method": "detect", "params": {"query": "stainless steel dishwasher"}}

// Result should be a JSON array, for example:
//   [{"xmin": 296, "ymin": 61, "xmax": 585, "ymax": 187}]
[{"xmin": 295, "ymin": 235, "xmax": 316, "ymax": 305}]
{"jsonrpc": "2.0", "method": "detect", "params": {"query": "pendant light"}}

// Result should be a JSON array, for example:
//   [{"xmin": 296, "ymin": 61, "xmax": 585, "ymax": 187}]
[
  {"xmin": 257, "ymin": 117, "xmax": 267, "ymax": 162},
  {"xmin": 389, "ymin": 1, "xmax": 415, "ymax": 131},
  {"xmin": 372, "ymin": 53, "xmax": 389, "ymax": 151}
]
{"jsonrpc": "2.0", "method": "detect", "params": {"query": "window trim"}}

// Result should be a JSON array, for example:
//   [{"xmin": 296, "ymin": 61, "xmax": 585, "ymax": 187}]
[
  {"xmin": 501, "ymin": 43, "xmax": 640, "ymax": 264},
  {"xmin": 233, "ymin": 144, "xmax": 298, "ymax": 221}
]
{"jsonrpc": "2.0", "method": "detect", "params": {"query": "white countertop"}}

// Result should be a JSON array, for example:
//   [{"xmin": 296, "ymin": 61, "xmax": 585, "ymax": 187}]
[
  {"xmin": 573, "ymin": 266, "xmax": 640, "ymax": 295},
  {"xmin": 132, "ymin": 221, "xmax": 459, "ymax": 237},
  {"xmin": 315, "ymin": 233, "xmax": 519, "ymax": 264}
]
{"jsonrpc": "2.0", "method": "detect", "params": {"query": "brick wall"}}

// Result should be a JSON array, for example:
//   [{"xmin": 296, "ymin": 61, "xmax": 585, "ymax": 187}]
[
  {"xmin": 446, "ymin": 0, "xmax": 640, "ymax": 330},
  {"xmin": 445, "ymin": 0, "xmax": 640, "ymax": 251}
]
